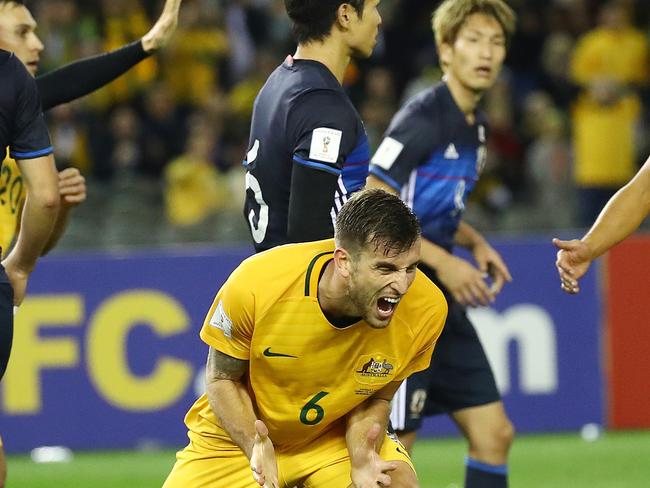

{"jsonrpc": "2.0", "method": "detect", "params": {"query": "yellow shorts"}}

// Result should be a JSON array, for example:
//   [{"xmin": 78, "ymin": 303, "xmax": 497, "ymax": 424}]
[{"xmin": 163, "ymin": 424, "xmax": 413, "ymax": 488}]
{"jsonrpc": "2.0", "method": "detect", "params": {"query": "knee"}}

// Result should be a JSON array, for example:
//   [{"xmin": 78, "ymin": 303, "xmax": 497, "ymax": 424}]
[
  {"xmin": 470, "ymin": 418, "xmax": 515, "ymax": 458},
  {"xmin": 493, "ymin": 418, "xmax": 515, "ymax": 450}
]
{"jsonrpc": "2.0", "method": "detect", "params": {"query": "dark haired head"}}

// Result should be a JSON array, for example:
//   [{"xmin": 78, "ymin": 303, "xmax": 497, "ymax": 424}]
[
  {"xmin": 284, "ymin": 0, "xmax": 365, "ymax": 44},
  {"xmin": 335, "ymin": 188, "xmax": 421, "ymax": 257}
]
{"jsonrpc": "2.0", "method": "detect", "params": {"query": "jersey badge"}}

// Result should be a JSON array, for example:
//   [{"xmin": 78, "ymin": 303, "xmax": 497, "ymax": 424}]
[
  {"xmin": 354, "ymin": 354, "xmax": 397, "ymax": 385},
  {"xmin": 309, "ymin": 127, "xmax": 342, "ymax": 163},
  {"xmin": 371, "ymin": 137, "xmax": 404, "ymax": 170},
  {"xmin": 208, "ymin": 300, "xmax": 233, "ymax": 338},
  {"xmin": 443, "ymin": 143, "xmax": 459, "ymax": 160}
]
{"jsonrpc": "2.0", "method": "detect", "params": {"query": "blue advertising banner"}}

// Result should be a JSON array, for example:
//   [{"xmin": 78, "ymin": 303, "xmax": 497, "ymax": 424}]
[
  {"xmin": 420, "ymin": 238, "xmax": 604, "ymax": 437},
  {"xmin": 0, "ymin": 239, "xmax": 604, "ymax": 452}
]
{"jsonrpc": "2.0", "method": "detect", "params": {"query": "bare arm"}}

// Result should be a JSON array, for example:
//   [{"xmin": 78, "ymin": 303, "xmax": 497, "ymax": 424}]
[
  {"xmin": 2, "ymin": 155, "xmax": 59, "ymax": 304},
  {"xmin": 554, "ymin": 157, "xmax": 650, "ymax": 293},
  {"xmin": 582, "ymin": 158, "xmax": 650, "ymax": 257},
  {"xmin": 141, "ymin": 0, "xmax": 183, "ymax": 53},
  {"xmin": 346, "ymin": 381, "xmax": 401, "ymax": 488},
  {"xmin": 205, "ymin": 347, "xmax": 257, "ymax": 457},
  {"xmin": 205, "ymin": 347, "xmax": 278, "ymax": 487}
]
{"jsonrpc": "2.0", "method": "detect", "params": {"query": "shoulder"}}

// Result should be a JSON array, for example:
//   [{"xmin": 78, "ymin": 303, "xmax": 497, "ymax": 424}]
[
  {"xmin": 292, "ymin": 87, "xmax": 356, "ymax": 118},
  {"xmin": 233, "ymin": 239, "xmax": 335, "ymax": 296},
  {"xmin": 391, "ymin": 84, "xmax": 443, "ymax": 127}
]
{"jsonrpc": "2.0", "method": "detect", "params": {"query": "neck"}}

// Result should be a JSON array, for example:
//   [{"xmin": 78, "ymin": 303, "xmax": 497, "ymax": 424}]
[
  {"xmin": 294, "ymin": 37, "xmax": 350, "ymax": 84},
  {"xmin": 444, "ymin": 74, "xmax": 483, "ymax": 124},
  {"xmin": 318, "ymin": 260, "xmax": 354, "ymax": 318}
]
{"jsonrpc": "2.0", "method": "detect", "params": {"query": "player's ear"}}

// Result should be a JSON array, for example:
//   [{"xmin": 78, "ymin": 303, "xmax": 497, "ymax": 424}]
[
  {"xmin": 439, "ymin": 42, "xmax": 453, "ymax": 68},
  {"xmin": 333, "ymin": 247, "xmax": 352, "ymax": 278},
  {"xmin": 336, "ymin": 3, "xmax": 356, "ymax": 30}
]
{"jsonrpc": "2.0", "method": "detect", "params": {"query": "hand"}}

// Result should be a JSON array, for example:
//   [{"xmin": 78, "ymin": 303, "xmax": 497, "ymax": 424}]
[
  {"xmin": 472, "ymin": 241, "xmax": 512, "ymax": 296},
  {"xmin": 250, "ymin": 420, "xmax": 279, "ymax": 488},
  {"xmin": 58, "ymin": 168, "xmax": 86, "ymax": 207},
  {"xmin": 141, "ymin": 0, "xmax": 182, "ymax": 53},
  {"xmin": 1, "ymin": 256, "xmax": 30, "ymax": 306},
  {"xmin": 349, "ymin": 423, "xmax": 397, "ymax": 488},
  {"xmin": 553, "ymin": 238, "xmax": 593, "ymax": 294},
  {"xmin": 437, "ymin": 254, "xmax": 495, "ymax": 307}
]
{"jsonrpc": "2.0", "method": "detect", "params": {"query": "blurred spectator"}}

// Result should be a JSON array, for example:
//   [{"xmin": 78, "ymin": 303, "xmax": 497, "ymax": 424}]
[
  {"xmin": 164, "ymin": 115, "xmax": 231, "ymax": 227},
  {"xmin": 524, "ymin": 91, "xmax": 574, "ymax": 228},
  {"xmin": 570, "ymin": 0, "xmax": 650, "ymax": 226},
  {"xmin": 162, "ymin": 0, "xmax": 229, "ymax": 105},
  {"xmin": 139, "ymin": 81, "xmax": 187, "ymax": 178}
]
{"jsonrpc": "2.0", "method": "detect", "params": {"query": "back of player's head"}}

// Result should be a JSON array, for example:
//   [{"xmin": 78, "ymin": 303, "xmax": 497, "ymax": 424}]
[
  {"xmin": 335, "ymin": 188, "xmax": 421, "ymax": 257},
  {"xmin": 432, "ymin": 0, "xmax": 516, "ymax": 50},
  {"xmin": 284, "ymin": 0, "xmax": 365, "ymax": 44}
]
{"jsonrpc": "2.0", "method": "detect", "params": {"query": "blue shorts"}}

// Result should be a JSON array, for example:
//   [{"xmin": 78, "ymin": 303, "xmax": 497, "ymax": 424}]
[{"xmin": 390, "ymin": 292, "xmax": 500, "ymax": 432}]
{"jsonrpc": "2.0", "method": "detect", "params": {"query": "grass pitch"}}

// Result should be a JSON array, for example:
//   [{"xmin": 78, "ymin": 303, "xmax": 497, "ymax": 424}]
[{"xmin": 6, "ymin": 430, "xmax": 650, "ymax": 487}]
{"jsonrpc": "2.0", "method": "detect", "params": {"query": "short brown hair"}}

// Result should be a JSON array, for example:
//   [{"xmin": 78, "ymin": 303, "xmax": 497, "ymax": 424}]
[
  {"xmin": 432, "ymin": 0, "xmax": 516, "ymax": 50},
  {"xmin": 335, "ymin": 188, "xmax": 420, "ymax": 256}
]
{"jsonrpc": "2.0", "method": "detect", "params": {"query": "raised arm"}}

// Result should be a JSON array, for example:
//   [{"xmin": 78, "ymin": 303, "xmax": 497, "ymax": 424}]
[
  {"xmin": 554, "ymin": 156, "xmax": 650, "ymax": 294},
  {"xmin": 205, "ymin": 348, "xmax": 278, "ymax": 488},
  {"xmin": 36, "ymin": 0, "xmax": 182, "ymax": 110}
]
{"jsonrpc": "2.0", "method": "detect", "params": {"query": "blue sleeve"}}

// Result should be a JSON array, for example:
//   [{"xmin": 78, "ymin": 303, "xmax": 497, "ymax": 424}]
[
  {"xmin": 287, "ymin": 89, "xmax": 360, "ymax": 177},
  {"xmin": 369, "ymin": 103, "xmax": 437, "ymax": 190},
  {"xmin": 9, "ymin": 56, "xmax": 52, "ymax": 160}
]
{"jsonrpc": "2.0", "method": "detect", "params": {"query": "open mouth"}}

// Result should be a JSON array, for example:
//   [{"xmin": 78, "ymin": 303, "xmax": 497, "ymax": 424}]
[
  {"xmin": 377, "ymin": 296, "xmax": 401, "ymax": 319},
  {"xmin": 476, "ymin": 67, "xmax": 492, "ymax": 77},
  {"xmin": 26, "ymin": 61, "xmax": 39, "ymax": 72}
]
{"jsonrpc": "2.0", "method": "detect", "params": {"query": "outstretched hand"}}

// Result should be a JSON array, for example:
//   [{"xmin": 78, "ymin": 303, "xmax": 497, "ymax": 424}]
[
  {"xmin": 250, "ymin": 420, "xmax": 279, "ymax": 488},
  {"xmin": 349, "ymin": 423, "xmax": 397, "ymax": 488},
  {"xmin": 141, "ymin": 0, "xmax": 183, "ymax": 53},
  {"xmin": 553, "ymin": 238, "xmax": 593, "ymax": 294}
]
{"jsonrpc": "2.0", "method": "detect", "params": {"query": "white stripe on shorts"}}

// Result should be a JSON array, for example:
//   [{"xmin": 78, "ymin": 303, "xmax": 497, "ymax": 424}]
[{"xmin": 389, "ymin": 379, "xmax": 408, "ymax": 431}]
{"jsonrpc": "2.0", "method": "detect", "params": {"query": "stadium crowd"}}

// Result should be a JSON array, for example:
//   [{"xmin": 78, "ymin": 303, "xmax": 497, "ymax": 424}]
[{"xmin": 24, "ymin": 0, "xmax": 650, "ymax": 250}]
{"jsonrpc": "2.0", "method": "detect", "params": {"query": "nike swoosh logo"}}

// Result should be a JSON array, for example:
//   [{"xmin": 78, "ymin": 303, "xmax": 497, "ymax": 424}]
[
  {"xmin": 263, "ymin": 347, "xmax": 297, "ymax": 358},
  {"xmin": 396, "ymin": 446, "xmax": 408, "ymax": 456}
]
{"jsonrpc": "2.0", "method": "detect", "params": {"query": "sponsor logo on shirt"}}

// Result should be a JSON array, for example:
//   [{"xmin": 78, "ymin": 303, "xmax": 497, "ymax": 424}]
[
  {"xmin": 443, "ymin": 143, "xmax": 459, "ymax": 160},
  {"xmin": 208, "ymin": 300, "xmax": 233, "ymax": 338},
  {"xmin": 309, "ymin": 127, "xmax": 342, "ymax": 163}
]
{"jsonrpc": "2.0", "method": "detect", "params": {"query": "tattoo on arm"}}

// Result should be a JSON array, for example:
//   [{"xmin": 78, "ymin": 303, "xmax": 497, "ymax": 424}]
[{"xmin": 206, "ymin": 348, "xmax": 248, "ymax": 382}]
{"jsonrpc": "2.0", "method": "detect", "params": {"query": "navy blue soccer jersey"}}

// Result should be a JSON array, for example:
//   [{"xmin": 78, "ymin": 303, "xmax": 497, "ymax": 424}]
[
  {"xmin": 0, "ymin": 50, "xmax": 53, "ymax": 160},
  {"xmin": 243, "ymin": 58, "xmax": 369, "ymax": 252},
  {"xmin": 369, "ymin": 82, "xmax": 487, "ymax": 251}
]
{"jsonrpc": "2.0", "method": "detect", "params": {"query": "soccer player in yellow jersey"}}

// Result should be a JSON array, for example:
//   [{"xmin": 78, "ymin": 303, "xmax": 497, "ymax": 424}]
[{"xmin": 163, "ymin": 189, "xmax": 448, "ymax": 488}]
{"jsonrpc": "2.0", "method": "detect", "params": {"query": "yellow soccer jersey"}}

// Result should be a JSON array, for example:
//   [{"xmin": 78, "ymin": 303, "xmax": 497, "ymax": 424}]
[
  {"xmin": 0, "ymin": 151, "xmax": 25, "ymax": 256},
  {"xmin": 185, "ymin": 239, "xmax": 447, "ymax": 451}
]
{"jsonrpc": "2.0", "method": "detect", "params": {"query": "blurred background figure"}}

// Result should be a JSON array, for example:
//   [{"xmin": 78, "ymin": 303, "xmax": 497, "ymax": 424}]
[
  {"xmin": 0, "ymin": 0, "xmax": 646, "ymax": 250},
  {"xmin": 570, "ymin": 0, "xmax": 649, "ymax": 226}
]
